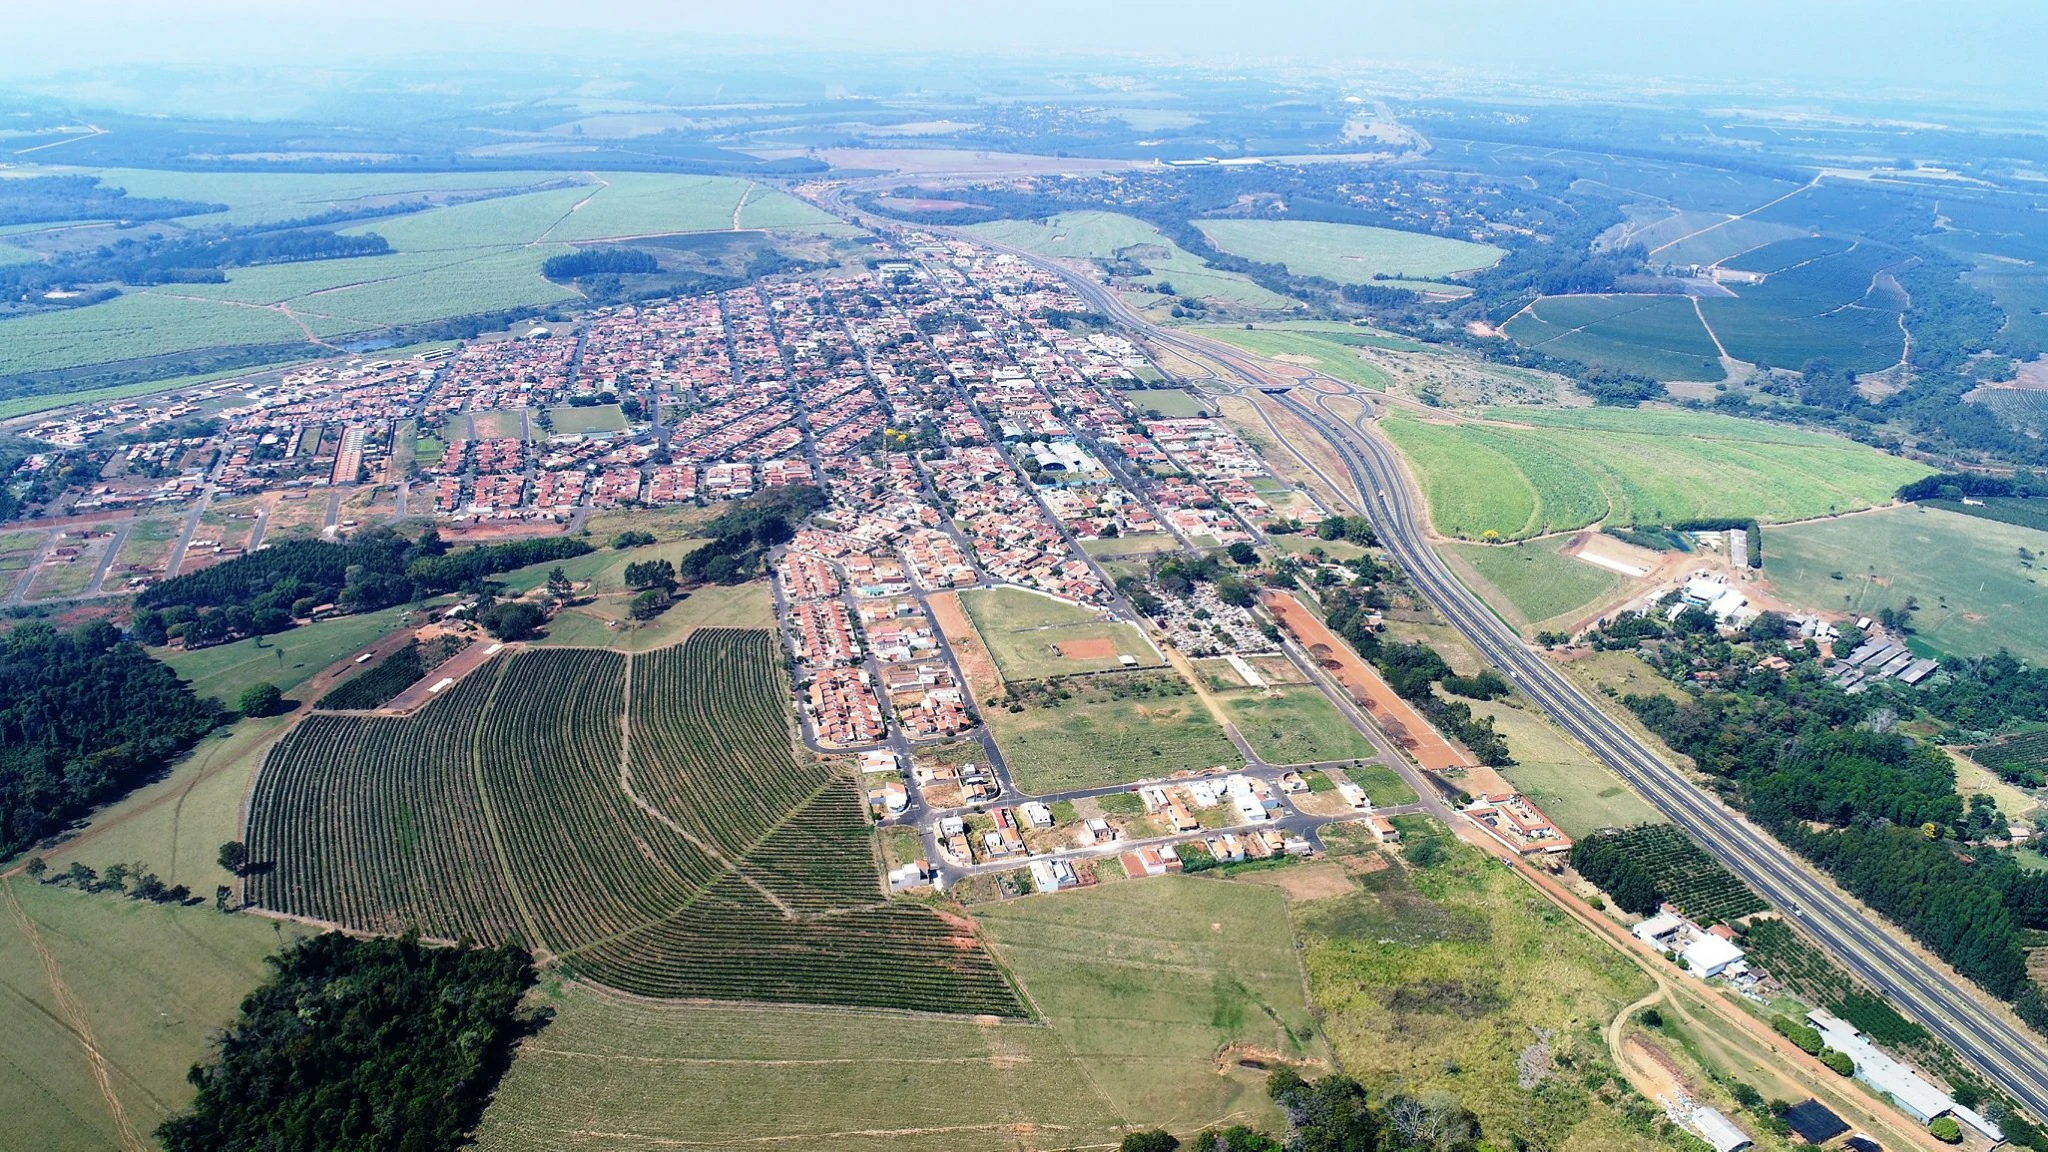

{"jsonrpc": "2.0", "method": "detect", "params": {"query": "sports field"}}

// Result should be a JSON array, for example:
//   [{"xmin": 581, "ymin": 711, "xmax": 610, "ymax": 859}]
[
  {"xmin": 1765, "ymin": 504, "xmax": 2048, "ymax": 664},
  {"xmin": 544, "ymin": 403, "xmax": 628, "ymax": 435},
  {"xmin": 1297, "ymin": 834, "xmax": 1657, "ymax": 1151},
  {"xmin": 1194, "ymin": 219, "xmax": 1503, "ymax": 284},
  {"xmin": 1212, "ymin": 684, "xmax": 1376, "ymax": 764},
  {"xmin": 983, "ymin": 672, "xmax": 1239, "ymax": 793},
  {"xmin": 156, "ymin": 604, "xmax": 415, "ymax": 707},
  {"xmin": 1381, "ymin": 407, "xmax": 1931, "ymax": 540},
  {"xmin": 1184, "ymin": 325, "xmax": 1393, "ymax": 390},
  {"xmin": 965, "ymin": 211, "xmax": 1294, "ymax": 308},
  {"xmin": 960, "ymin": 585, "xmax": 1159, "ymax": 680},
  {"xmin": 1504, "ymin": 294, "xmax": 1725, "ymax": 382},
  {"xmin": 1444, "ymin": 537, "xmax": 1628, "ymax": 629},
  {"xmin": 0, "ymin": 878, "xmax": 312, "ymax": 1152}
]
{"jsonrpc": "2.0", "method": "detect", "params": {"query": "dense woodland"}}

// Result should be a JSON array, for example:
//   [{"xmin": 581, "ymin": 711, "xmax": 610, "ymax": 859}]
[
  {"xmin": 677, "ymin": 485, "xmax": 825, "ymax": 584},
  {"xmin": 132, "ymin": 528, "xmax": 592, "ymax": 648},
  {"xmin": 0, "ymin": 621, "xmax": 221, "ymax": 859},
  {"xmin": 0, "ymin": 174, "xmax": 225, "ymax": 227},
  {"xmin": 159, "ymin": 932, "xmax": 540, "ymax": 1152}
]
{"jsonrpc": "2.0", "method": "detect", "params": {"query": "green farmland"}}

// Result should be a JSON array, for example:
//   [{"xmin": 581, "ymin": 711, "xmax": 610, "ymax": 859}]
[
  {"xmin": 0, "ymin": 168, "xmax": 835, "ymax": 380},
  {"xmin": 1504, "ymin": 294, "xmax": 1725, "ymax": 382},
  {"xmin": 1381, "ymin": 406, "xmax": 1931, "ymax": 540},
  {"xmin": 965, "ymin": 211, "xmax": 1295, "ymax": 308},
  {"xmin": 1766, "ymin": 504, "xmax": 2048, "ymax": 664},
  {"xmin": 1445, "ymin": 536, "xmax": 1630, "ymax": 628},
  {"xmin": 1195, "ymin": 219, "xmax": 1502, "ymax": 284},
  {"xmin": 1213, "ymin": 684, "xmax": 1377, "ymax": 764},
  {"xmin": 1185, "ymin": 324, "xmax": 1394, "ymax": 390}
]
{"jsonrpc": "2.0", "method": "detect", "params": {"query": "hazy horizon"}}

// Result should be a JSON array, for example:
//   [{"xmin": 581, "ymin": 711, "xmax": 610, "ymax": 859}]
[{"xmin": 8, "ymin": 0, "xmax": 2048, "ymax": 117}]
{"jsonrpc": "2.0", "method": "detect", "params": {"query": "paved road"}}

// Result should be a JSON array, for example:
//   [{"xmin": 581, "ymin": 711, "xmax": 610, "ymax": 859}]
[{"xmin": 954, "ymin": 233, "xmax": 2048, "ymax": 1116}]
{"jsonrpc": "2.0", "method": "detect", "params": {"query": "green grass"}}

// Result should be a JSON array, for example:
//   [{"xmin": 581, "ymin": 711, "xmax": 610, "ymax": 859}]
[
  {"xmin": 0, "ymin": 878, "xmax": 312, "ymax": 1151},
  {"xmin": 544, "ymin": 404, "xmax": 627, "ymax": 435},
  {"xmin": 975, "ymin": 876, "xmax": 1324, "ymax": 1134},
  {"xmin": 985, "ymin": 673, "xmax": 1239, "ymax": 793},
  {"xmin": 1343, "ymin": 763, "xmax": 1417, "ymax": 807},
  {"xmin": 1765, "ymin": 504, "xmax": 2048, "ymax": 664},
  {"xmin": 1184, "ymin": 325, "xmax": 1392, "ymax": 390},
  {"xmin": 1505, "ymin": 294, "xmax": 1726, "ymax": 382},
  {"xmin": 473, "ymin": 985, "xmax": 1124, "ymax": 1152},
  {"xmin": 0, "ymin": 291, "xmax": 323, "ymax": 377},
  {"xmin": 1132, "ymin": 389, "xmax": 1213, "ymax": 417},
  {"xmin": 1481, "ymin": 704, "xmax": 1664, "ymax": 838},
  {"xmin": 1194, "ymin": 219, "xmax": 1502, "ymax": 284},
  {"xmin": 1297, "ymin": 833, "xmax": 1660, "ymax": 1152},
  {"xmin": 1445, "ymin": 537, "xmax": 1628, "ymax": 628},
  {"xmin": 960, "ymin": 586, "xmax": 1158, "ymax": 680},
  {"xmin": 965, "ymin": 211, "xmax": 1295, "ymax": 309},
  {"xmin": 1213, "ymin": 685, "xmax": 1376, "ymax": 764},
  {"xmin": 1381, "ymin": 407, "xmax": 1932, "ymax": 540},
  {"xmin": 157, "ymin": 605, "xmax": 413, "ymax": 707},
  {"xmin": 534, "ymin": 581, "xmax": 775, "ymax": 652}
]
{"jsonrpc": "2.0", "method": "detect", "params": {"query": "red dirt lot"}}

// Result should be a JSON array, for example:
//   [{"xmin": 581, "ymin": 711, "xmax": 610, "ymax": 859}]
[{"xmin": 1261, "ymin": 590, "xmax": 1471, "ymax": 772}]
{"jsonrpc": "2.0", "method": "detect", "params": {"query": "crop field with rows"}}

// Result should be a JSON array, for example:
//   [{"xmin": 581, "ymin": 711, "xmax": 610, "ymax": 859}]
[
  {"xmin": 1589, "ymin": 823, "xmax": 1766, "ymax": 922},
  {"xmin": 246, "ymin": 628, "xmax": 1023, "ymax": 1015},
  {"xmin": 1976, "ymin": 730, "xmax": 2048, "ymax": 786}
]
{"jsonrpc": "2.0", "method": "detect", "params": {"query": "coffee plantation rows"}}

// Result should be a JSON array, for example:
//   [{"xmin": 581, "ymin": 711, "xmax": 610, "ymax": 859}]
[
  {"xmin": 1577, "ymin": 823, "xmax": 1767, "ymax": 923},
  {"xmin": 246, "ymin": 628, "xmax": 1024, "ymax": 1016}
]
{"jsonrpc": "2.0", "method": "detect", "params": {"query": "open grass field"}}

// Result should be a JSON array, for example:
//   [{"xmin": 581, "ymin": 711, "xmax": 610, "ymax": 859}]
[
  {"xmin": 473, "ymin": 986, "xmax": 1124, "ymax": 1152},
  {"xmin": 1, "ymin": 169, "xmax": 832, "ymax": 379},
  {"xmin": 1381, "ymin": 407, "xmax": 1931, "ymax": 540},
  {"xmin": 0, "ymin": 878, "xmax": 312, "ymax": 1152},
  {"xmin": 1212, "ymin": 684, "xmax": 1377, "ymax": 764},
  {"xmin": 535, "ymin": 580, "xmax": 776, "ymax": 651},
  {"xmin": 1183, "ymin": 325, "xmax": 1393, "ymax": 390},
  {"xmin": 961, "ymin": 586, "xmax": 1158, "ymax": 680},
  {"xmin": 984, "ymin": 671, "xmax": 1239, "ymax": 793},
  {"xmin": 1194, "ymin": 219, "xmax": 1503, "ymax": 284},
  {"xmin": 977, "ymin": 877, "xmax": 1325, "ymax": 1134},
  {"xmin": 155, "ymin": 604, "xmax": 414, "ymax": 708},
  {"xmin": 1504, "ymin": 294, "xmax": 1726, "ymax": 382},
  {"xmin": 1765, "ymin": 504, "xmax": 2048, "ymax": 664},
  {"xmin": 1131, "ymin": 388, "xmax": 1213, "ymax": 417},
  {"xmin": 245, "ymin": 630, "xmax": 1023, "ymax": 1013},
  {"xmin": 965, "ymin": 211, "xmax": 1295, "ymax": 309},
  {"xmin": 1444, "ymin": 536, "xmax": 1628, "ymax": 629},
  {"xmin": 1295, "ymin": 835, "xmax": 1664, "ymax": 1152},
  {"xmin": 544, "ymin": 403, "xmax": 627, "ymax": 435},
  {"xmin": 1478, "ymin": 703, "xmax": 1664, "ymax": 838}
]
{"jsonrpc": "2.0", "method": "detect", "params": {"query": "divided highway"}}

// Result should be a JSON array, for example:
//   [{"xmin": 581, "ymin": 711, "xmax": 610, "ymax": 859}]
[{"xmin": 956, "ymin": 233, "xmax": 2048, "ymax": 1116}]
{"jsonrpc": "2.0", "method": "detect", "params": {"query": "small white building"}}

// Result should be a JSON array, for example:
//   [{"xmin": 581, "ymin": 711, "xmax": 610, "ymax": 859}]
[{"xmin": 1689, "ymin": 1106, "xmax": 1752, "ymax": 1152}]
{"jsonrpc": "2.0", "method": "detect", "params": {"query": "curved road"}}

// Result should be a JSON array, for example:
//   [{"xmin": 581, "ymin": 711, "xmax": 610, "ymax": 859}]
[{"xmin": 962, "ymin": 235, "xmax": 2048, "ymax": 1117}]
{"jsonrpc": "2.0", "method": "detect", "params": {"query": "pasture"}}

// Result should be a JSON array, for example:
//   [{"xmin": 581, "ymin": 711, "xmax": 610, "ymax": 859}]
[
  {"xmin": 244, "ymin": 630, "xmax": 1023, "ymax": 1014},
  {"xmin": 1185, "ymin": 324, "xmax": 1393, "ymax": 390},
  {"xmin": 1380, "ymin": 407, "xmax": 1931, "ymax": 540},
  {"xmin": 1131, "ymin": 388, "xmax": 1213, "ymax": 417},
  {"xmin": 965, "ymin": 211, "xmax": 1294, "ymax": 309},
  {"xmin": 156, "ymin": 604, "xmax": 414, "ymax": 708},
  {"xmin": 1296, "ymin": 835, "xmax": 1659, "ymax": 1152},
  {"xmin": 960, "ymin": 585, "xmax": 1158, "ymax": 680},
  {"xmin": 975, "ymin": 877, "xmax": 1325, "ymax": 1133},
  {"xmin": 1480, "ymin": 702, "xmax": 1664, "ymax": 838},
  {"xmin": 0, "ymin": 878, "xmax": 311, "ymax": 1152},
  {"xmin": 1445, "ymin": 536, "xmax": 1628, "ymax": 629},
  {"xmin": 983, "ymin": 672, "xmax": 1239, "ymax": 793},
  {"xmin": 1194, "ymin": 219, "xmax": 1503, "ymax": 283},
  {"xmin": 1765, "ymin": 504, "xmax": 2048, "ymax": 664},
  {"xmin": 1503, "ymin": 294, "xmax": 1725, "ymax": 382},
  {"xmin": 1211, "ymin": 684, "xmax": 1377, "ymax": 764}
]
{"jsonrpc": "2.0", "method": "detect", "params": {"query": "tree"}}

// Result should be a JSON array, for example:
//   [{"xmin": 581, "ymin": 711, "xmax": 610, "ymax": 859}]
[
  {"xmin": 624, "ymin": 558, "xmax": 678, "ymax": 591},
  {"xmin": 24, "ymin": 856, "xmax": 45, "ymax": 880},
  {"xmin": 1227, "ymin": 542, "xmax": 1258, "ymax": 566},
  {"xmin": 1122, "ymin": 1132, "xmax": 1180, "ymax": 1152},
  {"xmin": 1820, "ymin": 1049, "xmax": 1855, "ymax": 1076},
  {"xmin": 214, "ymin": 885, "xmax": 232, "ymax": 912},
  {"xmin": 1931, "ymin": 1117, "xmax": 1963, "ymax": 1144},
  {"xmin": 480, "ymin": 601, "xmax": 546, "ymax": 641},
  {"xmin": 217, "ymin": 840, "xmax": 248, "ymax": 876},
  {"xmin": 629, "ymin": 588, "xmax": 674, "ymax": 621},
  {"xmin": 237, "ymin": 682, "xmax": 284, "ymax": 718},
  {"xmin": 546, "ymin": 566, "xmax": 573, "ymax": 601}
]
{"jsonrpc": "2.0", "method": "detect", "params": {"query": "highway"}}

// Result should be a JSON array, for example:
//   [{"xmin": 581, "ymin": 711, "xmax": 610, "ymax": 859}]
[{"xmin": 966, "ymin": 236, "xmax": 2048, "ymax": 1118}]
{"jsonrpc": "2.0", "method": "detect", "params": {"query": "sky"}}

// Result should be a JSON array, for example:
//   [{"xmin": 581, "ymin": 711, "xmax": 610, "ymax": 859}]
[{"xmin": 8, "ymin": 1, "xmax": 2048, "ymax": 109}]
